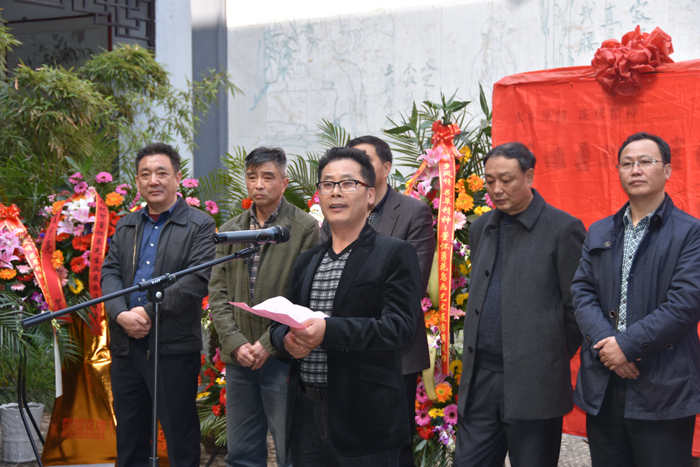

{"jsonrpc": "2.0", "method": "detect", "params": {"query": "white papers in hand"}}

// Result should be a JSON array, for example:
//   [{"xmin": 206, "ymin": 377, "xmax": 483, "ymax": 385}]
[{"xmin": 230, "ymin": 296, "xmax": 327, "ymax": 329}]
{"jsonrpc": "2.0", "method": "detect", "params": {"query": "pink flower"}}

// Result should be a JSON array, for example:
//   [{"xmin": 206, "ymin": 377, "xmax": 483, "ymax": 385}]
[
  {"xmin": 421, "ymin": 297, "xmax": 432, "ymax": 312},
  {"xmin": 432, "ymin": 198, "xmax": 440, "ymax": 210},
  {"xmin": 451, "ymin": 277, "xmax": 466, "ymax": 289},
  {"xmin": 443, "ymin": 404, "xmax": 458, "ymax": 425},
  {"xmin": 454, "ymin": 211, "xmax": 467, "ymax": 230},
  {"xmin": 182, "ymin": 178, "xmax": 199, "ymax": 188},
  {"xmin": 115, "ymin": 183, "xmax": 131, "ymax": 196},
  {"xmin": 11, "ymin": 283, "xmax": 25, "ymax": 291},
  {"xmin": 74, "ymin": 181, "xmax": 89, "ymax": 194},
  {"xmin": 17, "ymin": 264, "xmax": 31, "ymax": 274},
  {"xmin": 57, "ymin": 266, "xmax": 69, "ymax": 286},
  {"xmin": 485, "ymin": 193, "xmax": 494, "ymax": 208},
  {"xmin": 81, "ymin": 250, "xmax": 91, "ymax": 266},
  {"xmin": 68, "ymin": 172, "xmax": 83, "ymax": 184},
  {"xmin": 450, "ymin": 306, "xmax": 466, "ymax": 319},
  {"xmin": 186, "ymin": 197, "xmax": 201, "ymax": 207},
  {"xmin": 408, "ymin": 191, "xmax": 421, "ymax": 200},
  {"xmin": 213, "ymin": 347, "xmax": 221, "ymax": 363},
  {"xmin": 96, "ymin": 172, "xmax": 113, "ymax": 183},
  {"xmin": 205, "ymin": 200, "xmax": 219, "ymax": 215},
  {"xmin": 415, "ymin": 408, "xmax": 430, "ymax": 426},
  {"xmin": 416, "ymin": 381, "xmax": 429, "ymax": 403},
  {"xmin": 417, "ymin": 146, "xmax": 449, "ymax": 168}
]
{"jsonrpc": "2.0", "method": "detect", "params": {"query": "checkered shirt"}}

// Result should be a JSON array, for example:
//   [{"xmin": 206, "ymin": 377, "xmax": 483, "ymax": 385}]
[
  {"xmin": 618, "ymin": 206, "xmax": 653, "ymax": 331},
  {"xmin": 299, "ymin": 248, "xmax": 351, "ymax": 387},
  {"xmin": 248, "ymin": 202, "xmax": 281, "ymax": 303}
]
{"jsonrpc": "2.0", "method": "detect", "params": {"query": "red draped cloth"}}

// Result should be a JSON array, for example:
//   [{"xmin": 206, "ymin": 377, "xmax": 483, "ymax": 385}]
[{"xmin": 492, "ymin": 59, "xmax": 700, "ymax": 454}]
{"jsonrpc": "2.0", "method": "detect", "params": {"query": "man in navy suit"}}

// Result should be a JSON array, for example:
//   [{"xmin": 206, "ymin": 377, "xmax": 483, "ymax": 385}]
[{"xmin": 271, "ymin": 147, "xmax": 423, "ymax": 466}]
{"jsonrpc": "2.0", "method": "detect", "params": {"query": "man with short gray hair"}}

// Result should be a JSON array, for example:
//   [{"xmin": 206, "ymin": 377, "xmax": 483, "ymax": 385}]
[
  {"xmin": 209, "ymin": 147, "xmax": 320, "ymax": 467},
  {"xmin": 455, "ymin": 142, "xmax": 586, "ymax": 467}
]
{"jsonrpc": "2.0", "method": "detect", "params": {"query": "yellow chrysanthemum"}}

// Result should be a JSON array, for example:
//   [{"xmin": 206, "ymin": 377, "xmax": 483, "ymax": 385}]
[
  {"xmin": 455, "ymin": 293, "xmax": 469, "ymax": 306},
  {"xmin": 450, "ymin": 359, "xmax": 463, "ymax": 385},
  {"xmin": 455, "ymin": 193, "xmax": 474, "ymax": 213},
  {"xmin": 455, "ymin": 179, "xmax": 466, "ymax": 195},
  {"xmin": 215, "ymin": 377, "xmax": 225, "ymax": 385},
  {"xmin": 51, "ymin": 250, "xmax": 64, "ymax": 268},
  {"xmin": 459, "ymin": 146, "xmax": 472, "ymax": 162},
  {"xmin": 429, "ymin": 407, "xmax": 444, "ymax": 419},
  {"xmin": 449, "ymin": 359, "xmax": 463, "ymax": 377},
  {"xmin": 435, "ymin": 382, "xmax": 453, "ymax": 403},
  {"xmin": 0, "ymin": 268, "xmax": 17, "ymax": 280},
  {"xmin": 458, "ymin": 263, "xmax": 468, "ymax": 275},
  {"xmin": 466, "ymin": 174, "xmax": 484, "ymax": 192},
  {"xmin": 69, "ymin": 278, "xmax": 84, "ymax": 295},
  {"xmin": 51, "ymin": 200, "xmax": 64, "ymax": 215},
  {"xmin": 196, "ymin": 392, "xmax": 210, "ymax": 400},
  {"xmin": 105, "ymin": 192, "xmax": 125, "ymax": 207},
  {"xmin": 474, "ymin": 206, "xmax": 493, "ymax": 216}
]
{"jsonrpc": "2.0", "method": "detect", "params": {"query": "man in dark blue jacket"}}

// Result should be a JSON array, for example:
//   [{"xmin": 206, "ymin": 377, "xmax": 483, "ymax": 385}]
[{"xmin": 572, "ymin": 132, "xmax": 700, "ymax": 467}]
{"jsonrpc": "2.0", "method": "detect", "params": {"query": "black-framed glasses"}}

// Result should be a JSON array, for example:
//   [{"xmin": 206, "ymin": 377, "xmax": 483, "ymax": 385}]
[
  {"xmin": 316, "ymin": 179, "xmax": 371, "ymax": 194},
  {"xmin": 616, "ymin": 159, "xmax": 664, "ymax": 171}
]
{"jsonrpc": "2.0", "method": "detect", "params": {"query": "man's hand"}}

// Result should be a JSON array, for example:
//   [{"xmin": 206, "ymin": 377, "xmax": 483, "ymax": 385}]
[
  {"xmin": 249, "ymin": 341, "xmax": 271, "ymax": 370},
  {"xmin": 116, "ymin": 310, "xmax": 151, "ymax": 338},
  {"xmin": 594, "ymin": 336, "xmax": 640, "ymax": 379},
  {"xmin": 232, "ymin": 343, "xmax": 255, "ymax": 368},
  {"xmin": 290, "ymin": 318, "xmax": 327, "ymax": 350},
  {"xmin": 283, "ymin": 332, "xmax": 312, "ymax": 359},
  {"xmin": 131, "ymin": 306, "xmax": 152, "ymax": 325}
]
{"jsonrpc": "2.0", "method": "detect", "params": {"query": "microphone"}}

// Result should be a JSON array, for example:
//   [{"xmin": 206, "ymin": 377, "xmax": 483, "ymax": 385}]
[{"xmin": 212, "ymin": 225, "xmax": 291, "ymax": 245}]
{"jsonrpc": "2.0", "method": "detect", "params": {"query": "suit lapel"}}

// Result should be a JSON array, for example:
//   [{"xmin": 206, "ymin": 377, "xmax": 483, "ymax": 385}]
[
  {"xmin": 332, "ymin": 232, "xmax": 373, "ymax": 316},
  {"xmin": 377, "ymin": 189, "xmax": 400, "ymax": 237}
]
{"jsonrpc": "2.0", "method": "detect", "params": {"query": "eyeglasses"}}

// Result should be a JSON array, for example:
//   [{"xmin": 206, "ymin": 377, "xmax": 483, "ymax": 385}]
[
  {"xmin": 316, "ymin": 179, "xmax": 371, "ymax": 194},
  {"xmin": 616, "ymin": 159, "xmax": 664, "ymax": 171}
]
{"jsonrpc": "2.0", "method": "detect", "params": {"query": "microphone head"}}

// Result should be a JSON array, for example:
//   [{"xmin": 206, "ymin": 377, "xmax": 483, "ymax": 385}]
[{"xmin": 275, "ymin": 225, "xmax": 291, "ymax": 243}]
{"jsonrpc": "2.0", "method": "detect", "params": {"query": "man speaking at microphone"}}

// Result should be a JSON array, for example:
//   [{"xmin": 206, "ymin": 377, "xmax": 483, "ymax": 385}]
[{"xmin": 209, "ymin": 147, "xmax": 319, "ymax": 467}]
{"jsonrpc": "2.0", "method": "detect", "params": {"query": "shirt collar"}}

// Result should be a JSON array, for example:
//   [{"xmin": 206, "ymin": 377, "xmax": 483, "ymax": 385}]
[
  {"xmin": 251, "ymin": 199, "xmax": 282, "ymax": 227},
  {"xmin": 622, "ymin": 205, "xmax": 654, "ymax": 230},
  {"xmin": 142, "ymin": 197, "xmax": 179, "ymax": 222},
  {"xmin": 370, "ymin": 184, "xmax": 392, "ymax": 214}
]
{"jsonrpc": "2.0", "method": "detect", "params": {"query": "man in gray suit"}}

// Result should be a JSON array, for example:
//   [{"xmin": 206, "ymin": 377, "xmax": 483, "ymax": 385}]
[
  {"xmin": 321, "ymin": 135, "xmax": 435, "ymax": 467},
  {"xmin": 454, "ymin": 142, "xmax": 586, "ymax": 467}
]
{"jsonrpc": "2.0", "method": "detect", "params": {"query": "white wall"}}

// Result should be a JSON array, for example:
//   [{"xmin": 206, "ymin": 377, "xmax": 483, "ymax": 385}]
[
  {"xmin": 226, "ymin": 0, "xmax": 700, "ymax": 155},
  {"xmin": 156, "ymin": 0, "xmax": 194, "ymax": 174}
]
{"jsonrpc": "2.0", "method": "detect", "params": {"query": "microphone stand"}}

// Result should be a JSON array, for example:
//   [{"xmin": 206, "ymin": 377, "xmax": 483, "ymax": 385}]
[{"xmin": 21, "ymin": 245, "xmax": 261, "ymax": 467}]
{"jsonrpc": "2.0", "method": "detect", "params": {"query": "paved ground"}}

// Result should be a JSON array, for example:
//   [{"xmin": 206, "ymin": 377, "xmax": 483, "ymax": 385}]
[{"xmin": 0, "ymin": 413, "xmax": 588, "ymax": 467}]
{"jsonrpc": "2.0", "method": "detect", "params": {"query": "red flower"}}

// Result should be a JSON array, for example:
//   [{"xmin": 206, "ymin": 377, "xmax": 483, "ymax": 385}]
[
  {"xmin": 214, "ymin": 358, "xmax": 225, "ymax": 373},
  {"xmin": 417, "ymin": 425, "xmax": 434, "ymax": 440},
  {"xmin": 56, "ymin": 233, "xmax": 70, "ymax": 242},
  {"xmin": 204, "ymin": 368, "xmax": 217, "ymax": 380},
  {"xmin": 109, "ymin": 211, "xmax": 121, "ymax": 226},
  {"xmin": 72, "ymin": 234, "xmax": 92, "ymax": 252},
  {"xmin": 241, "ymin": 197, "xmax": 252, "ymax": 210},
  {"xmin": 201, "ymin": 355, "xmax": 206, "ymax": 366},
  {"xmin": 18, "ymin": 275, "xmax": 34, "ymax": 282},
  {"xmin": 70, "ymin": 257, "xmax": 87, "ymax": 273},
  {"xmin": 212, "ymin": 404, "xmax": 222, "ymax": 416},
  {"xmin": 219, "ymin": 388, "xmax": 226, "ymax": 406}
]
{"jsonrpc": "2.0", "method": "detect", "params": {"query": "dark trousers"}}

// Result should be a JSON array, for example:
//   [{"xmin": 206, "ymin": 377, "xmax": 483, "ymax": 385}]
[
  {"xmin": 454, "ymin": 364, "xmax": 562, "ymax": 467},
  {"xmin": 111, "ymin": 342, "xmax": 201, "ymax": 467},
  {"xmin": 587, "ymin": 373, "xmax": 695, "ymax": 467},
  {"xmin": 291, "ymin": 386, "xmax": 400, "ymax": 467},
  {"xmin": 399, "ymin": 372, "xmax": 419, "ymax": 467}
]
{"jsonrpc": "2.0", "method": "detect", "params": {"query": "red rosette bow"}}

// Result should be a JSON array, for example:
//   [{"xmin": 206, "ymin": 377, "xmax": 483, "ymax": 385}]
[{"xmin": 592, "ymin": 25, "xmax": 674, "ymax": 97}]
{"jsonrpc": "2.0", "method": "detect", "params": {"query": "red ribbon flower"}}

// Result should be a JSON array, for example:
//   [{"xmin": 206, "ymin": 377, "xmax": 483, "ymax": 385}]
[{"xmin": 592, "ymin": 25, "xmax": 674, "ymax": 97}]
